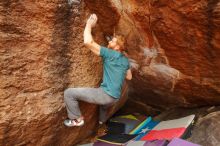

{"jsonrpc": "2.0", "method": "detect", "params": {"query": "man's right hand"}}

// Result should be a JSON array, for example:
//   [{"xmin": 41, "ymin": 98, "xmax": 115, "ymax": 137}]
[{"xmin": 86, "ymin": 14, "xmax": 98, "ymax": 28}]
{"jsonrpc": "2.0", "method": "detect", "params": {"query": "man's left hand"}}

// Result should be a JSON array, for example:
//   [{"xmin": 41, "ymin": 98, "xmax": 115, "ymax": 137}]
[{"xmin": 86, "ymin": 14, "xmax": 98, "ymax": 28}]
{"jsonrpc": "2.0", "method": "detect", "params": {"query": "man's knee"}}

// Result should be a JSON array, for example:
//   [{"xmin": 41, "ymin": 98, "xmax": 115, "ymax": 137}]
[{"xmin": 64, "ymin": 88, "xmax": 75, "ymax": 101}]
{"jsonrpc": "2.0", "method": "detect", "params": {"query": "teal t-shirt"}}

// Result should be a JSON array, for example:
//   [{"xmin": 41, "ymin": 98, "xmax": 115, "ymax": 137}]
[{"xmin": 100, "ymin": 46, "xmax": 130, "ymax": 99}]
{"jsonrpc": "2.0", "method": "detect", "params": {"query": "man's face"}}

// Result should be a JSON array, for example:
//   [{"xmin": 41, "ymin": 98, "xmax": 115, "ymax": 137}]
[{"xmin": 108, "ymin": 37, "xmax": 118, "ymax": 50}]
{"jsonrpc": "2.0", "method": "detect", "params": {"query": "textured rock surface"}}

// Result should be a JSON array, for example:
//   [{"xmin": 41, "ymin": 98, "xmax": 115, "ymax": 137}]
[
  {"xmin": 189, "ymin": 110, "xmax": 220, "ymax": 146},
  {"xmin": 1, "ymin": 0, "xmax": 220, "ymax": 145},
  {"xmin": 84, "ymin": 0, "xmax": 220, "ymax": 110},
  {"xmin": 0, "ymin": 0, "xmax": 104, "ymax": 145},
  {"xmin": 122, "ymin": 0, "xmax": 220, "ymax": 109}
]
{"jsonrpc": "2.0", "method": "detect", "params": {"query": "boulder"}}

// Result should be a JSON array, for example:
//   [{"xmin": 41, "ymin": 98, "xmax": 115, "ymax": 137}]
[
  {"xmin": 188, "ymin": 110, "xmax": 220, "ymax": 146},
  {"xmin": 0, "ymin": 0, "xmax": 103, "ymax": 145}
]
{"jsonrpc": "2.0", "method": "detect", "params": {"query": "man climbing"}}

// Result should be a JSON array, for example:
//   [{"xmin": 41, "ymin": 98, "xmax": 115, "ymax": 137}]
[{"xmin": 63, "ymin": 14, "xmax": 132, "ymax": 127}]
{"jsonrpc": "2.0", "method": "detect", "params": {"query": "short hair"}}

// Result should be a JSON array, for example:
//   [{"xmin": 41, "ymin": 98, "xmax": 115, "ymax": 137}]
[{"xmin": 115, "ymin": 35, "xmax": 126, "ymax": 51}]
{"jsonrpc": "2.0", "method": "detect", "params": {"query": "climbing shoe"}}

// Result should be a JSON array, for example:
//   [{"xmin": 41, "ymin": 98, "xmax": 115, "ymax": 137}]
[
  {"xmin": 64, "ymin": 118, "xmax": 84, "ymax": 127},
  {"xmin": 99, "ymin": 121, "xmax": 103, "ymax": 125}
]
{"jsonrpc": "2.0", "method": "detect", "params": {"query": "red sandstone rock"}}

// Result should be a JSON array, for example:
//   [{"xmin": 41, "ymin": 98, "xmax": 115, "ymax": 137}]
[
  {"xmin": 94, "ymin": 0, "xmax": 220, "ymax": 110},
  {"xmin": 0, "ymin": 0, "xmax": 102, "ymax": 145}
]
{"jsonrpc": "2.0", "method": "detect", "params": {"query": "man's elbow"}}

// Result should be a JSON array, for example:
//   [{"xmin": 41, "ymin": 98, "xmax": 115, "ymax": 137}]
[
  {"xmin": 84, "ymin": 41, "xmax": 92, "ymax": 47},
  {"xmin": 126, "ymin": 74, "xmax": 132, "ymax": 80}
]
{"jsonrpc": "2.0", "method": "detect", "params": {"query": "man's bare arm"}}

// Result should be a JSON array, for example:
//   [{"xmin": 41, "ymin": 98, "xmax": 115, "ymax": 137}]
[
  {"xmin": 126, "ymin": 69, "xmax": 132, "ymax": 80},
  {"xmin": 84, "ymin": 14, "xmax": 101, "ymax": 56}
]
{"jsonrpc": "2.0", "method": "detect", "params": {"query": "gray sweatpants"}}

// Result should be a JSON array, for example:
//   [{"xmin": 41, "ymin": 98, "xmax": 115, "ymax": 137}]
[{"xmin": 64, "ymin": 87, "xmax": 117, "ymax": 122}]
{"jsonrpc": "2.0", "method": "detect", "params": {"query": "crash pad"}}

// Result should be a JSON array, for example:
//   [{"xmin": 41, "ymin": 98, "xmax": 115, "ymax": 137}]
[
  {"xmin": 167, "ymin": 138, "xmax": 201, "ymax": 146},
  {"xmin": 126, "ymin": 140, "xmax": 169, "ymax": 146},
  {"xmin": 109, "ymin": 116, "xmax": 141, "ymax": 134},
  {"xmin": 133, "ymin": 119, "xmax": 159, "ymax": 140},
  {"xmin": 94, "ymin": 141, "xmax": 118, "ymax": 146},
  {"xmin": 97, "ymin": 133, "xmax": 137, "ymax": 145},
  {"xmin": 79, "ymin": 140, "xmax": 169, "ymax": 146},
  {"xmin": 117, "ymin": 115, "xmax": 138, "ymax": 120},
  {"xmin": 129, "ymin": 117, "xmax": 152, "ymax": 134},
  {"xmin": 107, "ymin": 121, "xmax": 126, "ymax": 134},
  {"xmin": 78, "ymin": 142, "xmax": 118, "ymax": 146},
  {"xmin": 141, "ymin": 115, "xmax": 195, "ymax": 141}
]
